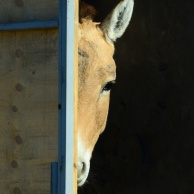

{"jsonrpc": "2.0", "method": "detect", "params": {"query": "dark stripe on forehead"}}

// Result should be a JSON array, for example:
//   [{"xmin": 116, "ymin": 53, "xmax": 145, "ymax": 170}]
[
  {"xmin": 78, "ymin": 48, "xmax": 89, "ymax": 89},
  {"xmin": 78, "ymin": 48, "xmax": 89, "ymax": 58}
]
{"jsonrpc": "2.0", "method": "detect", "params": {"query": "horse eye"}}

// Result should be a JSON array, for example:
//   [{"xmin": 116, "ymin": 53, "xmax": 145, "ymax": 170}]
[{"xmin": 102, "ymin": 80, "xmax": 116, "ymax": 92}]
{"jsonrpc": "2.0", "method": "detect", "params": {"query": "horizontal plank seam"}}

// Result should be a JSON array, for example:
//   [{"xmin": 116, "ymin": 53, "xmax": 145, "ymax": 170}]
[{"xmin": 0, "ymin": 20, "xmax": 58, "ymax": 31}]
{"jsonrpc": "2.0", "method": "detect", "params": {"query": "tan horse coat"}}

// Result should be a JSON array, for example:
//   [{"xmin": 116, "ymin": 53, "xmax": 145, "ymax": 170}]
[{"xmin": 77, "ymin": 0, "xmax": 134, "ymax": 186}]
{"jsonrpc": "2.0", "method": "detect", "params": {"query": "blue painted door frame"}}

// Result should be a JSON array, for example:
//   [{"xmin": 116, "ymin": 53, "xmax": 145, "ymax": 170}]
[{"xmin": 57, "ymin": 0, "xmax": 76, "ymax": 193}]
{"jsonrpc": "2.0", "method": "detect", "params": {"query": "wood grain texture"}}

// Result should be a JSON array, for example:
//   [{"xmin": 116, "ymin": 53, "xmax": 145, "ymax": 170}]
[
  {"xmin": 0, "ymin": 0, "xmax": 58, "ymax": 23},
  {"xmin": 0, "ymin": 29, "xmax": 58, "ymax": 194}
]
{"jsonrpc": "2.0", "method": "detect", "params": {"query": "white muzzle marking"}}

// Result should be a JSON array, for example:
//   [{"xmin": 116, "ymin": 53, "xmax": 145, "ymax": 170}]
[{"xmin": 77, "ymin": 138, "xmax": 91, "ymax": 186}]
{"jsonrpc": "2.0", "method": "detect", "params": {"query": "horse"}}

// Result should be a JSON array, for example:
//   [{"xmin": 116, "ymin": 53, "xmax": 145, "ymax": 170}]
[{"xmin": 77, "ymin": 0, "xmax": 134, "ymax": 186}]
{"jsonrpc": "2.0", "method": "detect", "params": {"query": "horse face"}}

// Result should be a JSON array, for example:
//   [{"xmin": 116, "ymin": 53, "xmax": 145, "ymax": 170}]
[
  {"xmin": 77, "ymin": 20, "xmax": 115, "ymax": 186},
  {"xmin": 77, "ymin": 0, "xmax": 134, "ymax": 186}
]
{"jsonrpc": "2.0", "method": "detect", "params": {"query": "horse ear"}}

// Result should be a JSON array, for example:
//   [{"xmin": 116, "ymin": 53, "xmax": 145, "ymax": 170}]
[{"xmin": 100, "ymin": 0, "xmax": 134, "ymax": 42}]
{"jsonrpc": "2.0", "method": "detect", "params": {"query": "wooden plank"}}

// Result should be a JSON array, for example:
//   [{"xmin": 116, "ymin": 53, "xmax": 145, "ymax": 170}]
[
  {"xmin": 0, "ymin": 29, "xmax": 58, "ymax": 194},
  {"xmin": 0, "ymin": 0, "xmax": 58, "ymax": 23},
  {"xmin": 74, "ymin": 0, "xmax": 78, "ymax": 193}
]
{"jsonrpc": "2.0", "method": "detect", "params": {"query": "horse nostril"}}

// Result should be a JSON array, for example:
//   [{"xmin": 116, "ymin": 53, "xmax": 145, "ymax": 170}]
[
  {"xmin": 77, "ymin": 159, "xmax": 90, "ymax": 186},
  {"xmin": 78, "ymin": 161, "xmax": 87, "ymax": 175},
  {"xmin": 81, "ymin": 162, "xmax": 86, "ymax": 173}
]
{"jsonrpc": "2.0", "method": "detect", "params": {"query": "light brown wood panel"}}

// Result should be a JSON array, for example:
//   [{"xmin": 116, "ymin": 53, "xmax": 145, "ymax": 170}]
[
  {"xmin": 0, "ymin": 0, "xmax": 58, "ymax": 23},
  {"xmin": 0, "ymin": 29, "xmax": 58, "ymax": 194}
]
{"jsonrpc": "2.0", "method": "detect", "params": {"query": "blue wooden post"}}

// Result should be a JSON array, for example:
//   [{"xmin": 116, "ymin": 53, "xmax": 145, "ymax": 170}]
[
  {"xmin": 51, "ymin": 162, "xmax": 58, "ymax": 194},
  {"xmin": 58, "ymin": 0, "xmax": 76, "ymax": 193}
]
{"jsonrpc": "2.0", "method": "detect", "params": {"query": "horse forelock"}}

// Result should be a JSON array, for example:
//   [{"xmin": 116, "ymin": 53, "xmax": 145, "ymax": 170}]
[{"xmin": 79, "ymin": 1, "xmax": 96, "ymax": 22}]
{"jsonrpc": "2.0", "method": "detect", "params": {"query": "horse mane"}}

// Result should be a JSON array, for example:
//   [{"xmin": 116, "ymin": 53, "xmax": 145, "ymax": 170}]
[{"xmin": 79, "ymin": 1, "xmax": 96, "ymax": 22}]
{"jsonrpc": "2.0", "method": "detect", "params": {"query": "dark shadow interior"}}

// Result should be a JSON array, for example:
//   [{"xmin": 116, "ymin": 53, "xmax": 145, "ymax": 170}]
[{"xmin": 79, "ymin": 0, "xmax": 194, "ymax": 193}]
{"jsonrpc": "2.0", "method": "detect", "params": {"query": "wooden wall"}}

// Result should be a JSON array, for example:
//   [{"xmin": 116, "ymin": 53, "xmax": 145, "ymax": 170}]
[
  {"xmin": 0, "ymin": 0, "xmax": 58, "ymax": 23},
  {"xmin": 0, "ymin": 29, "xmax": 58, "ymax": 194},
  {"xmin": 0, "ymin": 1, "xmax": 59, "ymax": 193}
]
